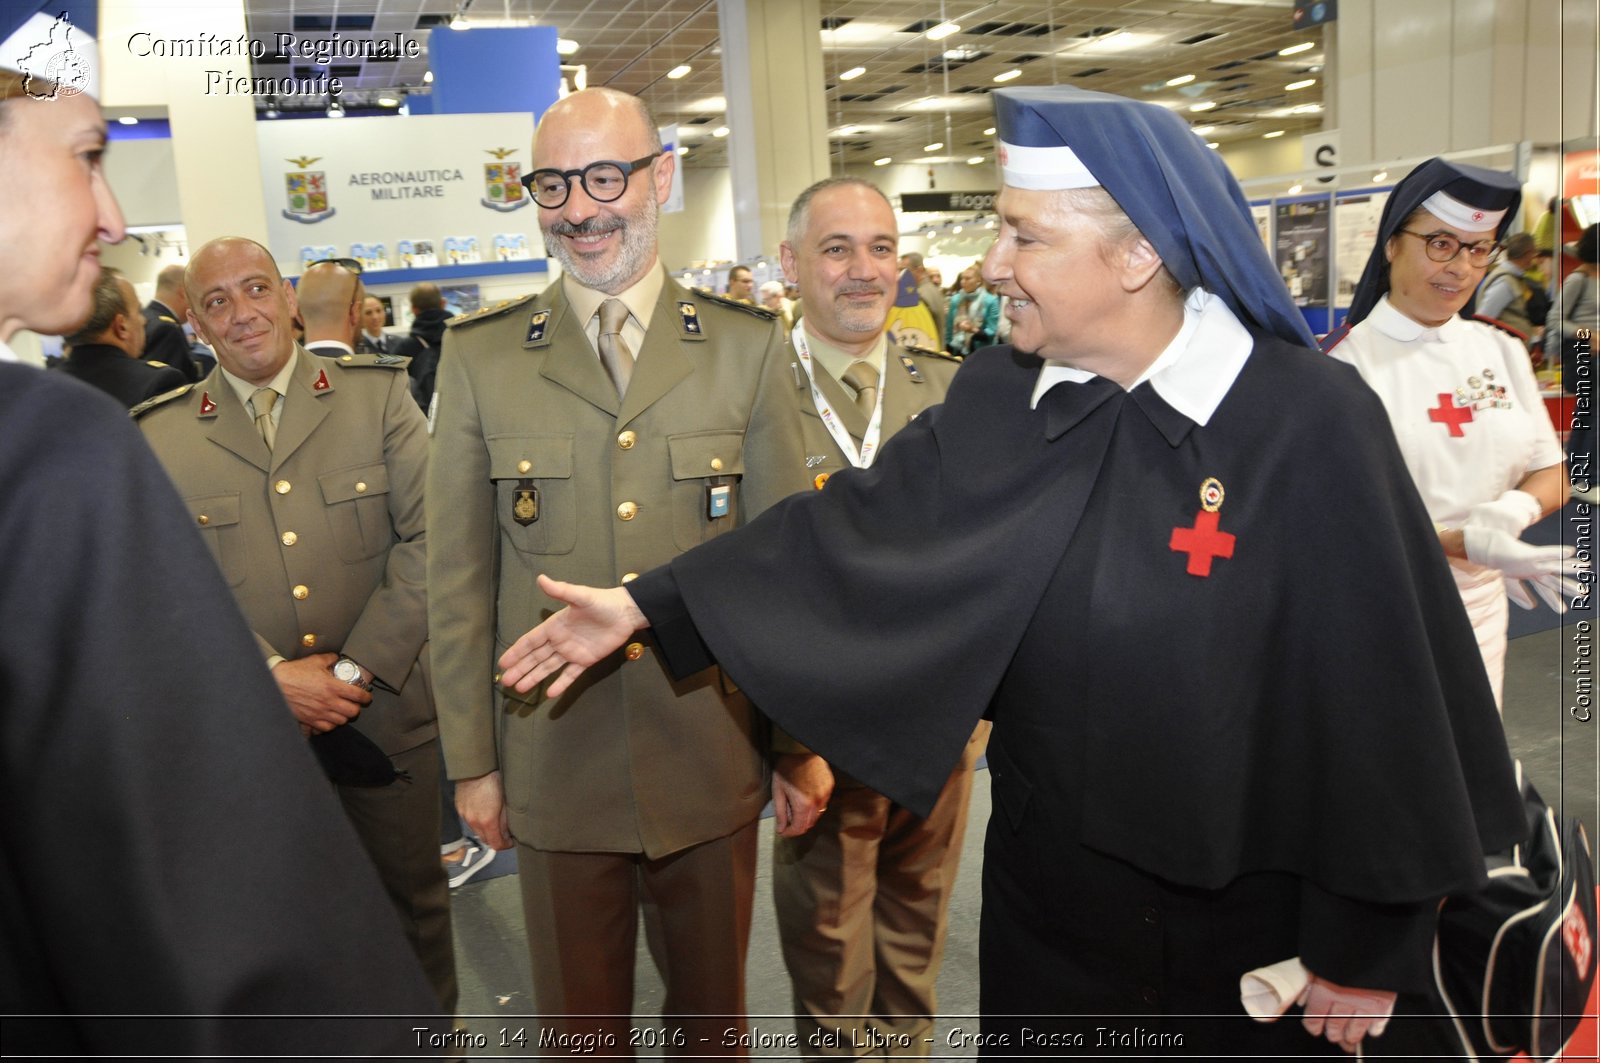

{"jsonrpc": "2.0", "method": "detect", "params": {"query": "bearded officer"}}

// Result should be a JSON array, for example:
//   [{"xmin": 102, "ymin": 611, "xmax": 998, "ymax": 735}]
[
  {"xmin": 427, "ymin": 87, "xmax": 806, "ymax": 1053},
  {"xmin": 135, "ymin": 236, "xmax": 455, "ymax": 1013}
]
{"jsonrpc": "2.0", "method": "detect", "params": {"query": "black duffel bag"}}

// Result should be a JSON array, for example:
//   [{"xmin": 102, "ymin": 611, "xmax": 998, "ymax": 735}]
[{"xmin": 1433, "ymin": 763, "xmax": 1597, "ymax": 1061}]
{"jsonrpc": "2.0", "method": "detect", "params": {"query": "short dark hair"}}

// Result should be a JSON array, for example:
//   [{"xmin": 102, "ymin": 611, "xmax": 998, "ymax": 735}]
[
  {"xmin": 1502, "ymin": 232, "xmax": 1537, "ymax": 259},
  {"xmin": 786, "ymin": 177, "xmax": 895, "ymax": 247},
  {"xmin": 65, "ymin": 267, "xmax": 132, "ymax": 346},
  {"xmin": 410, "ymin": 283, "xmax": 444, "ymax": 312}
]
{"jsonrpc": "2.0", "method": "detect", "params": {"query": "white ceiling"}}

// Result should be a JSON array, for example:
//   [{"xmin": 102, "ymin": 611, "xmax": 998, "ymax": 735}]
[{"xmin": 238, "ymin": 0, "xmax": 1328, "ymax": 169}]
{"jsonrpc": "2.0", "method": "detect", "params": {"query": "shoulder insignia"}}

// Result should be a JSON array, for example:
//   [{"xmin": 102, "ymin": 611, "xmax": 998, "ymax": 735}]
[
  {"xmin": 697, "ymin": 289, "xmax": 779, "ymax": 319},
  {"xmin": 1317, "ymin": 322, "xmax": 1353, "ymax": 355},
  {"xmin": 129, "ymin": 382, "xmax": 197, "ymax": 419},
  {"xmin": 448, "ymin": 291, "xmax": 538, "ymax": 329},
  {"xmin": 332, "ymin": 352, "xmax": 410, "ymax": 370},
  {"xmin": 897, "ymin": 352, "xmax": 927, "ymax": 383},
  {"xmin": 157, "ymin": 314, "xmax": 178, "ymax": 324},
  {"xmin": 145, "ymin": 359, "xmax": 171, "ymax": 369}
]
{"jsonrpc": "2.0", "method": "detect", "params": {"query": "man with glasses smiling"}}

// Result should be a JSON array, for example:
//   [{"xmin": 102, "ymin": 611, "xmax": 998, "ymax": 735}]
[{"xmin": 428, "ymin": 87, "xmax": 806, "ymax": 1050}]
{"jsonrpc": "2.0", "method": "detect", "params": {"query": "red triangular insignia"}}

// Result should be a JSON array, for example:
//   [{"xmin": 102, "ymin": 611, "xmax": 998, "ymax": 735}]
[
  {"xmin": 198, "ymin": 392, "xmax": 218, "ymax": 416},
  {"xmin": 313, "ymin": 368, "xmax": 331, "ymax": 391}
]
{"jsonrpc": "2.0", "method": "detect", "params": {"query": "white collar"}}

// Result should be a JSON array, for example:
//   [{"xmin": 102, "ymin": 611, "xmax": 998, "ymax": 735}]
[
  {"xmin": 1029, "ymin": 289, "xmax": 1252, "ymax": 426},
  {"xmin": 1367, "ymin": 294, "xmax": 1462, "ymax": 345},
  {"xmin": 0, "ymin": 338, "xmax": 17, "ymax": 364},
  {"xmin": 306, "ymin": 339, "xmax": 356, "ymax": 356}
]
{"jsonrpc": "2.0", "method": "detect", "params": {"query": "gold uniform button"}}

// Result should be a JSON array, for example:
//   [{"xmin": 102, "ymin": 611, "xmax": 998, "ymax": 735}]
[
  {"xmin": 617, "ymin": 501, "xmax": 638, "ymax": 521},
  {"xmin": 196, "ymin": 514, "xmax": 209, "ymax": 526},
  {"xmin": 617, "ymin": 430, "xmax": 637, "ymax": 450},
  {"xmin": 281, "ymin": 531, "xmax": 298, "ymax": 546},
  {"xmin": 517, "ymin": 459, "xmax": 532, "ymax": 474},
  {"xmin": 292, "ymin": 584, "xmax": 309, "ymax": 600},
  {"xmin": 355, "ymin": 481, "xmax": 368, "ymax": 493},
  {"xmin": 621, "ymin": 572, "xmax": 639, "ymax": 583},
  {"xmin": 340, "ymin": 354, "xmax": 353, "ymax": 362},
  {"xmin": 301, "ymin": 633, "xmax": 317, "ymax": 648},
  {"xmin": 710, "ymin": 457, "xmax": 724, "ymax": 472},
  {"xmin": 624, "ymin": 642, "xmax": 645, "ymax": 661},
  {"xmin": 275, "ymin": 480, "xmax": 291, "ymax": 495}
]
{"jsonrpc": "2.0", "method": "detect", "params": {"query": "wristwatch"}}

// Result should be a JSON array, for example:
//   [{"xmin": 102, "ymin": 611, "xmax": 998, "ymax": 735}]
[{"xmin": 332, "ymin": 656, "xmax": 371, "ymax": 690}]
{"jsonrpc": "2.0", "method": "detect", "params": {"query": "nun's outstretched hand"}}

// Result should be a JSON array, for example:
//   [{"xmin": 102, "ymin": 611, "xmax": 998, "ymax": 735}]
[{"xmin": 498, "ymin": 574, "xmax": 647, "ymax": 699}]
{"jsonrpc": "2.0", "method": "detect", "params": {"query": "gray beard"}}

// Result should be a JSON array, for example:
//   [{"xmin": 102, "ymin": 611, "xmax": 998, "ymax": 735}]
[{"xmin": 542, "ymin": 202, "xmax": 659, "ymax": 295}]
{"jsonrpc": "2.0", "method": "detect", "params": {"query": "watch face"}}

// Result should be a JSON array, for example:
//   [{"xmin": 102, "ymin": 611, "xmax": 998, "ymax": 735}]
[{"xmin": 334, "ymin": 659, "xmax": 361, "ymax": 683}]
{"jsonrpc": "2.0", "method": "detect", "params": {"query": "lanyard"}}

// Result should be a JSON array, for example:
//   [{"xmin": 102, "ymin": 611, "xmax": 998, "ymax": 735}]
[{"xmin": 790, "ymin": 323, "xmax": 885, "ymax": 469}]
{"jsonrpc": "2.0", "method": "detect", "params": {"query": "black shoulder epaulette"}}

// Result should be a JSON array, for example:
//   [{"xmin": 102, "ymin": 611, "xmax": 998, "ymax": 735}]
[
  {"xmin": 329, "ymin": 351, "xmax": 412, "ymax": 369},
  {"xmin": 696, "ymin": 290, "xmax": 778, "ymax": 319},
  {"xmin": 448, "ymin": 292, "xmax": 539, "ymax": 329},
  {"xmin": 903, "ymin": 343, "xmax": 962, "ymax": 363},
  {"xmin": 130, "ymin": 383, "xmax": 196, "ymax": 418}
]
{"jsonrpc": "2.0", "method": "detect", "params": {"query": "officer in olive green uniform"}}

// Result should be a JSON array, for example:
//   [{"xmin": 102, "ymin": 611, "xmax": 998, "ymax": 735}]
[
  {"xmin": 135, "ymin": 243, "xmax": 454, "ymax": 1013},
  {"xmin": 428, "ymin": 88, "xmax": 806, "ymax": 1053},
  {"xmin": 770, "ymin": 179, "xmax": 986, "ymax": 1058}
]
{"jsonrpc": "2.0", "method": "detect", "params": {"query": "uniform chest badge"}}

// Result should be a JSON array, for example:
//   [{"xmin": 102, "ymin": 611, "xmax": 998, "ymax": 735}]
[
  {"xmin": 1169, "ymin": 477, "xmax": 1236, "ymax": 577},
  {"xmin": 813, "ymin": 472, "xmax": 831, "ymax": 491},
  {"xmin": 512, "ymin": 484, "xmax": 539, "ymax": 525},
  {"xmin": 678, "ymin": 302, "xmax": 702, "ymax": 335},
  {"xmin": 898, "ymin": 353, "xmax": 925, "ymax": 382},
  {"xmin": 526, "ymin": 310, "xmax": 550, "ymax": 343},
  {"xmin": 198, "ymin": 391, "xmax": 218, "ymax": 416},
  {"xmin": 313, "ymin": 368, "xmax": 331, "ymax": 392}
]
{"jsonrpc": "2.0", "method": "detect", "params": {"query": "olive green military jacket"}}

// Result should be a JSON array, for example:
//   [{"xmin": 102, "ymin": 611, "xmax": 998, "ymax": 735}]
[
  {"xmin": 795, "ymin": 341, "xmax": 960, "ymax": 487},
  {"xmin": 777, "ymin": 341, "xmax": 962, "ymax": 770},
  {"xmin": 427, "ymin": 274, "xmax": 808, "ymax": 858},
  {"xmin": 136, "ymin": 348, "xmax": 435, "ymax": 755}
]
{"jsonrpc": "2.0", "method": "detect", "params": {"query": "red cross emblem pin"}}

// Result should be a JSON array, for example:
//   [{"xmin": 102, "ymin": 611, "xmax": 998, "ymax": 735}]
[
  {"xmin": 1169, "ymin": 477, "xmax": 1236, "ymax": 577},
  {"xmin": 1428, "ymin": 393, "xmax": 1472, "ymax": 436}
]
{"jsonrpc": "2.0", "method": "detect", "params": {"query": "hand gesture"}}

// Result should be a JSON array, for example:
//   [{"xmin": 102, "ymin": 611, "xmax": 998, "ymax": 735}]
[{"xmin": 497, "ymin": 574, "xmax": 647, "ymax": 699}]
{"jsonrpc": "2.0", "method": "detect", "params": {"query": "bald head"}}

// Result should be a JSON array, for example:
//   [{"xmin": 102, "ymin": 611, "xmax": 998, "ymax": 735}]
[
  {"xmin": 298, "ymin": 261, "xmax": 363, "ymax": 345},
  {"xmin": 536, "ymin": 88, "xmax": 661, "ymax": 157},
  {"xmin": 184, "ymin": 237, "xmax": 300, "ymax": 385},
  {"xmin": 155, "ymin": 262, "xmax": 189, "ymax": 317}
]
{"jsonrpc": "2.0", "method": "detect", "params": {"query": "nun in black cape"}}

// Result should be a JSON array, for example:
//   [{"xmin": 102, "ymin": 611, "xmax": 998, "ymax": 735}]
[{"xmin": 513, "ymin": 86, "xmax": 1525, "ymax": 1056}]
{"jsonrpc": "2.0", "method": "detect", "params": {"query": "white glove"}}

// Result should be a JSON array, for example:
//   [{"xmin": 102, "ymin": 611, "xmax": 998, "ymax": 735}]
[
  {"xmin": 1462, "ymin": 526, "xmax": 1588, "ymax": 612},
  {"xmin": 1463, "ymin": 489, "xmax": 1543, "ymax": 538},
  {"xmin": 1298, "ymin": 974, "xmax": 1395, "ymax": 1052}
]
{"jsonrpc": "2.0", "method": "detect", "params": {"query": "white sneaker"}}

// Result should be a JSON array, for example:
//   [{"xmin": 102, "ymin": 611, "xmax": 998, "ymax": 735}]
[{"xmin": 446, "ymin": 842, "xmax": 496, "ymax": 888}]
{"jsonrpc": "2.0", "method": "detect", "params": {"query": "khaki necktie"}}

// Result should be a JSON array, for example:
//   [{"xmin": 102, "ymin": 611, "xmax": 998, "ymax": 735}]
[
  {"xmin": 841, "ymin": 360, "xmax": 880, "ymax": 418},
  {"xmin": 251, "ymin": 387, "xmax": 278, "ymax": 450},
  {"xmin": 597, "ymin": 298, "xmax": 634, "ymax": 398}
]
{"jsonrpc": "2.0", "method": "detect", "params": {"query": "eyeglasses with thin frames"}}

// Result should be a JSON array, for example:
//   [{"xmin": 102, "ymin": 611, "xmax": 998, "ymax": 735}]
[
  {"xmin": 521, "ymin": 153, "xmax": 661, "ymax": 210},
  {"xmin": 1395, "ymin": 230, "xmax": 1502, "ymax": 269}
]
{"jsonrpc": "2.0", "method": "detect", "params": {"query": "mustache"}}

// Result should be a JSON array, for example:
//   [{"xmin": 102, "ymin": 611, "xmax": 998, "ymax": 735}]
[
  {"xmin": 836, "ymin": 284, "xmax": 885, "ymax": 297},
  {"xmin": 545, "ymin": 217, "xmax": 622, "ymax": 238}
]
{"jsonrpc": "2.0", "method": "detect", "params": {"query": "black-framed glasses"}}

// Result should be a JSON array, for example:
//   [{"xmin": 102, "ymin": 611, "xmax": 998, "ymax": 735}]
[
  {"xmin": 521, "ymin": 153, "xmax": 661, "ymax": 209},
  {"xmin": 1396, "ymin": 230, "xmax": 1502, "ymax": 269},
  {"xmin": 307, "ymin": 256, "xmax": 364, "ymax": 274}
]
